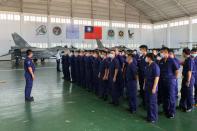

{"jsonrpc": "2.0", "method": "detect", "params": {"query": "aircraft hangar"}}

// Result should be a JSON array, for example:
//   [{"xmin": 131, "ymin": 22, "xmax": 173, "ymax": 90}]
[{"xmin": 0, "ymin": 0, "xmax": 197, "ymax": 131}]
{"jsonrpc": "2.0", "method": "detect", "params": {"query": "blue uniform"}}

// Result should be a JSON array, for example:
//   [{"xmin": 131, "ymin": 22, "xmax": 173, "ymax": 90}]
[
  {"xmin": 138, "ymin": 55, "xmax": 147, "ymax": 105},
  {"xmin": 62, "ymin": 54, "xmax": 70, "ymax": 81},
  {"xmin": 116, "ymin": 55, "xmax": 125, "ymax": 69},
  {"xmin": 92, "ymin": 57, "xmax": 101, "ymax": 95},
  {"xmin": 79, "ymin": 56, "xmax": 86, "ymax": 87},
  {"xmin": 89, "ymin": 56, "xmax": 94, "ymax": 90},
  {"xmin": 24, "ymin": 57, "xmax": 35, "ymax": 99},
  {"xmin": 134, "ymin": 54, "xmax": 140, "ymax": 62},
  {"xmin": 179, "ymin": 57, "xmax": 195, "ymax": 110},
  {"xmin": 145, "ymin": 62, "xmax": 160, "ymax": 122},
  {"xmin": 99, "ymin": 58, "xmax": 110, "ymax": 99},
  {"xmin": 133, "ymin": 57, "xmax": 137, "ymax": 66},
  {"xmin": 116, "ymin": 55, "xmax": 125, "ymax": 96},
  {"xmin": 125, "ymin": 62, "xmax": 138, "ymax": 112},
  {"xmin": 194, "ymin": 57, "xmax": 197, "ymax": 104},
  {"xmin": 109, "ymin": 57, "xmax": 123, "ymax": 105},
  {"xmin": 75, "ymin": 55, "xmax": 81, "ymax": 85},
  {"xmin": 159, "ymin": 57, "xmax": 179, "ymax": 117},
  {"xmin": 84, "ymin": 56, "xmax": 92, "ymax": 90},
  {"xmin": 153, "ymin": 55, "xmax": 157, "ymax": 62}
]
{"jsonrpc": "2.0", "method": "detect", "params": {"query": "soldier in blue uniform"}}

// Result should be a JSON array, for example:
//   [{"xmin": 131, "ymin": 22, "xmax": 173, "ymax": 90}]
[
  {"xmin": 159, "ymin": 47, "xmax": 179, "ymax": 118},
  {"xmin": 109, "ymin": 50, "xmax": 123, "ymax": 106},
  {"xmin": 98, "ymin": 50, "xmax": 110, "ymax": 100},
  {"xmin": 121, "ymin": 51, "xmax": 127, "ymax": 63},
  {"xmin": 156, "ymin": 53, "xmax": 164, "ymax": 105},
  {"xmin": 169, "ymin": 49, "xmax": 181, "ymax": 100},
  {"xmin": 89, "ymin": 51, "xmax": 94, "ymax": 91},
  {"xmin": 92, "ymin": 51, "xmax": 101, "ymax": 95},
  {"xmin": 152, "ymin": 48, "xmax": 158, "ymax": 61},
  {"xmin": 132, "ymin": 51, "xmax": 138, "ymax": 66},
  {"xmin": 61, "ymin": 50, "xmax": 70, "ymax": 81},
  {"xmin": 133, "ymin": 49, "xmax": 140, "ymax": 63},
  {"xmin": 75, "ymin": 51, "xmax": 80, "ymax": 85},
  {"xmin": 191, "ymin": 48, "xmax": 197, "ymax": 107},
  {"xmin": 125, "ymin": 53, "xmax": 138, "ymax": 113},
  {"xmin": 138, "ymin": 45, "xmax": 148, "ymax": 107},
  {"xmin": 115, "ymin": 48, "xmax": 125, "ymax": 96},
  {"xmin": 24, "ymin": 49, "xmax": 35, "ymax": 102},
  {"xmin": 79, "ymin": 50, "xmax": 85, "ymax": 87},
  {"xmin": 179, "ymin": 48, "xmax": 195, "ymax": 112},
  {"xmin": 115, "ymin": 48, "xmax": 125, "ymax": 69},
  {"xmin": 144, "ymin": 53, "xmax": 160, "ymax": 123},
  {"xmin": 84, "ymin": 51, "xmax": 92, "ymax": 91}
]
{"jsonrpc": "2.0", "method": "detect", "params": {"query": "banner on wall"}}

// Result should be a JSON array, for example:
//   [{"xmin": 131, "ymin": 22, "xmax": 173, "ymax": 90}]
[
  {"xmin": 107, "ymin": 29, "xmax": 115, "ymax": 39},
  {"xmin": 66, "ymin": 25, "xmax": 79, "ymax": 39},
  {"xmin": 84, "ymin": 26, "xmax": 102, "ymax": 39},
  {"xmin": 118, "ymin": 30, "xmax": 124, "ymax": 38},
  {"xmin": 128, "ymin": 30, "xmax": 134, "ymax": 39},
  {"xmin": 53, "ymin": 26, "xmax": 62, "ymax": 36},
  {"xmin": 36, "ymin": 25, "xmax": 47, "ymax": 35}
]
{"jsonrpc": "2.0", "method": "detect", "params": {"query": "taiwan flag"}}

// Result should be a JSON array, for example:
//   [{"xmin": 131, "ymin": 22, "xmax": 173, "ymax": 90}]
[{"xmin": 84, "ymin": 26, "xmax": 102, "ymax": 39}]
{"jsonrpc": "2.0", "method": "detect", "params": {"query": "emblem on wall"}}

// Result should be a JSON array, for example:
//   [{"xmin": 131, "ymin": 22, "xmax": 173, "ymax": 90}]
[
  {"xmin": 119, "ymin": 30, "xmax": 124, "ymax": 37},
  {"xmin": 53, "ymin": 26, "xmax": 62, "ymax": 36},
  {"xmin": 128, "ymin": 30, "xmax": 134, "ymax": 39},
  {"xmin": 108, "ymin": 29, "xmax": 115, "ymax": 37},
  {"xmin": 36, "ymin": 25, "xmax": 47, "ymax": 35}
]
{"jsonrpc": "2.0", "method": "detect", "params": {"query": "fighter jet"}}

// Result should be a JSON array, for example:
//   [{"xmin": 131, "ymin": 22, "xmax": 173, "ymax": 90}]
[
  {"xmin": 0, "ymin": 33, "xmax": 76, "ymax": 63},
  {"xmin": 96, "ymin": 39, "xmax": 131, "ymax": 52}
]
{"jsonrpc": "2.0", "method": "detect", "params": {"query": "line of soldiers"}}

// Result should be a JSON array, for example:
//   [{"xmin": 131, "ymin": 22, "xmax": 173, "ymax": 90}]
[{"xmin": 61, "ymin": 45, "xmax": 197, "ymax": 123}]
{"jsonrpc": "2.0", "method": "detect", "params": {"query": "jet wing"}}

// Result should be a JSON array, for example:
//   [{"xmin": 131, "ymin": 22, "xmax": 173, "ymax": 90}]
[
  {"xmin": 0, "ymin": 53, "xmax": 11, "ymax": 57},
  {"xmin": 148, "ymin": 48, "xmax": 181, "ymax": 51},
  {"xmin": 111, "ymin": 45, "xmax": 131, "ymax": 51}
]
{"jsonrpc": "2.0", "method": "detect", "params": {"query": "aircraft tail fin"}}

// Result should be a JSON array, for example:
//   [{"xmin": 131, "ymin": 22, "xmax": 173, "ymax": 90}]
[
  {"xmin": 96, "ymin": 39, "xmax": 105, "ymax": 49},
  {"xmin": 11, "ymin": 33, "xmax": 31, "ymax": 47}
]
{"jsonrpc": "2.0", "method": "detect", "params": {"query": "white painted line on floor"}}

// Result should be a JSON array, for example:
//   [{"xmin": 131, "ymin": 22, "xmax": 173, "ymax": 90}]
[
  {"xmin": 0, "ymin": 67, "xmax": 55, "ymax": 72},
  {"xmin": 65, "ymin": 120, "xmax": 71, "ymax": 123},
  {"xmin": 0, "ymin": 81, "xmax": 6, "ymax": 83}
]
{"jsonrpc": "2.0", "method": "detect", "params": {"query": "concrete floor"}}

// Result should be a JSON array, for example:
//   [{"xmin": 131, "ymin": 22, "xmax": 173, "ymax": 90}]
[{"xmin": 0, "ymin": 61, "xmax": 196, "ymax": 131}]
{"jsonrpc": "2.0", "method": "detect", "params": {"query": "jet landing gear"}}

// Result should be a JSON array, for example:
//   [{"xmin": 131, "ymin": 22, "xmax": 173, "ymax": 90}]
[
  {"xmin": 33, "ymin": 58, "xmax": 38, "ymax": 63},
  {"xmin": 41, "ymin": 58, "xmax": 45, "ymax": 63},
  {"xmin": 15, "ymin": 56, "xmax": 20, "ymax": 66}
]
